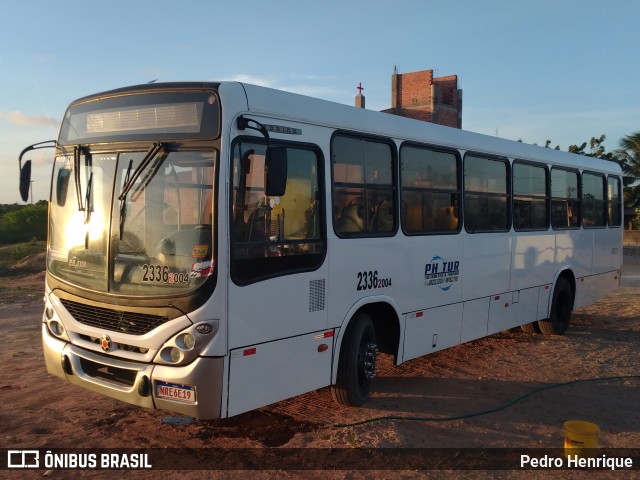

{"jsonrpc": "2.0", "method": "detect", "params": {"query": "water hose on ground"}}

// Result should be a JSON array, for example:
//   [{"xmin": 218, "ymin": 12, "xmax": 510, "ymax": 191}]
[{"xmin": 333, "ymin": 374, "xmax": 640, "ymax": 428}]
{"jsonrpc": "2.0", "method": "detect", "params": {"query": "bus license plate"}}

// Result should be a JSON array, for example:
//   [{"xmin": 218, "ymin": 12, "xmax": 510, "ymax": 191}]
[{"xmin": 155, "ymin": 381, "xmax": 196, "ymax": 403}]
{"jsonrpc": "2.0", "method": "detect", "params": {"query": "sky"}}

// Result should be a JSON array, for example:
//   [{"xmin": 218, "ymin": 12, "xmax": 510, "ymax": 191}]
[{"xmin": 0, "ymin": 0, "xmax": 638, "ymax": 204}]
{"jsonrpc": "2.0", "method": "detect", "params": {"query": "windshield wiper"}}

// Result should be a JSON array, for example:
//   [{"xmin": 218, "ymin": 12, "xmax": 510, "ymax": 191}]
[
  {"xmin": 70, "ymin": 145, "xmax": 94, "ymax": 248},
  {"xmin": 119, "ymin": 159, "xmax": 133, "ymax": 240},
  {"xmin": 118, "ymin": 142, "xmax": 164, "ymax": 240},
  {"xmin": 84, "ymin": 172, "xmax": 94, "ymax": 248},
  {"xmin": 118, "ymin": 142, "xmax": 165, "ymax": 201},
  {"xmin": 73, "ymin": 146, "xmax": 91, "ymax": 212}
]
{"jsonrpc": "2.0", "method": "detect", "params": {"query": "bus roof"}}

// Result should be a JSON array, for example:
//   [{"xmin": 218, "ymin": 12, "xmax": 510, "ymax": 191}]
[
  {"xmin": 234, "ymin": 82, "xmax": 622, "ymax": 176},
  {"xmin": 71, "ymin": 81, "xmax": 622, "ymax": 176}
]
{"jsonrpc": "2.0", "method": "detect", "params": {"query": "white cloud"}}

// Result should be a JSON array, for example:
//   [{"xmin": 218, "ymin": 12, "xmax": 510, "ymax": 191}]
[
  {"xmin": 225, "ymin": 73, "xmax": 346, "ymax": 102},
  {"xmin": 32, "ymin": 53, "xmax": 55, "ymax": 62},
  {"xmin": 0, "ymin": 111, "xmax": 58, "ymax": 127}
]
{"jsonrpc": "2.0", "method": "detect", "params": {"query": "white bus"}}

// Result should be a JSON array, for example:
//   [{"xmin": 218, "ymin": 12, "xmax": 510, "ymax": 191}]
[{"xmin": 19, "ymin": 82, "xmax": 622, "ymax": 419}]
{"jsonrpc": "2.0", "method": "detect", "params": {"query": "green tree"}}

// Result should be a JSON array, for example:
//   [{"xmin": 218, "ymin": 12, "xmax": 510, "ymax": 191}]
[
  {"xmin": 615, "ymin": 131, "xmax": 640, "ymax": 207},
  {"xmin": 567, "ymin": 134, "xmax": 615, "ymax": 160}
]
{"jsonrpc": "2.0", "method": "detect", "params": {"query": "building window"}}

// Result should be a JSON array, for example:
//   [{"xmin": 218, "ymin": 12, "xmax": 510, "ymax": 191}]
[
  {"xmin": 464, "ymin": 154, "xmax": 509, "ymax": 232},
  {"xmin": 513, "ymin": 161, "xmax": 549, "ymax": 231},
  {"xmin": 331, "ymin": 134, "xmax": 396, "ymax": 236},
  {"xmin": 551, "ymin": 168, "xmax": 580, "ymax": 229},
  {"xmin": 400, "ymin": 144, "xmax": 460, "ymax": 234}
]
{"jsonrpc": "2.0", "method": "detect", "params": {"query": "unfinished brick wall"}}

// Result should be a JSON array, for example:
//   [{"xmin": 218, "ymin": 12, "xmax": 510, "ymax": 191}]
[{"xmin": 382, "ymin": 69, "xmax": 462, "ymax": 128}]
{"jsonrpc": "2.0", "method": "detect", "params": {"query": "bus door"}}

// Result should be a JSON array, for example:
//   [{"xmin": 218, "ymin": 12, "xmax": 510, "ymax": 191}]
[{"xmin": 226, "ymin": 139, "xmax": 329, "ymax": 416}]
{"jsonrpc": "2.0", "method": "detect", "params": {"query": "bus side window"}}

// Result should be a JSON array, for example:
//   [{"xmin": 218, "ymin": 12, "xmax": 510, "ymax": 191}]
[
  {"xmin": 332, "ymin": 134, "xmax": 396, "ymax": 236},
  {"xmin": 582, "ymin": 172, "xmax": 606, "ymax": 228},
  {"xmin": 608, "ymin": 176, "xmax": 622, "ymax": 227},
  {"xmin": 463, "ymin": 154, "xmax": 509, "ymax": 233},
  {"xmin": 551, "ymin": 168, "xmax": 580, "ymax": 229},
  {"xmin": 513, "ymin": 161, "xmax": 549, "ymax": 231},
  {"xmin": 400, "ymin": 144, "xmax": 460, "ymax": 234}
]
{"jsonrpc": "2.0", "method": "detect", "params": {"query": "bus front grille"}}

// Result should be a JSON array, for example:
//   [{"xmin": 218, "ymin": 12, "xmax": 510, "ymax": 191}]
[{"xmin": 60, "ymin": 299, "xmax": 169, "ymax": 335}]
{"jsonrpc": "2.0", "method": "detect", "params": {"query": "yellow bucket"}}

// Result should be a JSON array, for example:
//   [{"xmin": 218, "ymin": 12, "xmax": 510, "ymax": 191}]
[{"xmin": 564, "ymin": 420, "xmax": 600, "ymax": 458}]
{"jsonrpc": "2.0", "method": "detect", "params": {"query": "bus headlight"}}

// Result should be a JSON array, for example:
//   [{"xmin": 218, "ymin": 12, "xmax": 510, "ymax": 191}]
[
  {"xmin": 177, "ymin": 333, "xmax": 196, "ymax": 350},
  {"xmin": 154, "ymin": 321, "xmax": 218, "ymax": 366},
  {"xmin": 49, "ymin": 320, "xmax": 65, "ymax": 336},
  {"xmin": 44, "ymin": 303, "xmax": 70, "ymax": 341}
]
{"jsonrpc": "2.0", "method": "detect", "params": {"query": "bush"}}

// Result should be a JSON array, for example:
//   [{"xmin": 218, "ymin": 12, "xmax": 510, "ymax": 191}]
[{"xmin": 0, "ymin": 203, "xmax": 48, "ymax": 245}]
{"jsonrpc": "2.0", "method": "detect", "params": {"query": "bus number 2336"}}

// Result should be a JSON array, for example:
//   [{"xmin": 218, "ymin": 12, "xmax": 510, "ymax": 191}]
[{"xmin": 356, "ymin": 270, "xmax": 392, "ymax": 291}]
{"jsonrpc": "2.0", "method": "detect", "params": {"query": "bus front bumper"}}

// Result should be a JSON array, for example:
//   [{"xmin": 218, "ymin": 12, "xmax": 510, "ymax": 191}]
[{"xmin": 42, "ymin": 324, "xmax": 224, "ymax": 419}]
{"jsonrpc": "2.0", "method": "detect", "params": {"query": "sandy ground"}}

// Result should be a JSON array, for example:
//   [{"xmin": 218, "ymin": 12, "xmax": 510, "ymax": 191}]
[{"xmin": 1, "ymin": 253, "xmax": 639, "ymax": 479}]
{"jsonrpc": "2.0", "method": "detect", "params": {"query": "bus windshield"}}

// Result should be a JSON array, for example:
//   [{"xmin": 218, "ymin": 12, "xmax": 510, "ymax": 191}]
[{"xmin": 48, "ymin": 149, "xmax": 216, "ymax": 295}]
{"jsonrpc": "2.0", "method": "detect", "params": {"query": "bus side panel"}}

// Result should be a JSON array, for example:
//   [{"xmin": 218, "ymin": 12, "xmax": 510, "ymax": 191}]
[
  {"xmin": 401, "ymin": 235, "xmax": 464, "ymax": 312},
  {"xmin": 574, "ymin": 270, "xmax": 620, "ymax": 310},
  {"xmin": 227, "ymin": 272, "xmax": 328, "ymax": 349},
  {"xmin": 402, "ymin": 303, "xmax": 463, "ymax": 362},
  {"xmin": 592, "ymin": 227, "xmax": 623, "ymax": 274},
  {"xmin": 511, "ymin": 234, "xmax": 556, "ymax": 292},
  {"xmin": 460, "ymin": 297, "xmax": 489, "ymax": 343},
  {"xmin": 226, "ymin": 331, "xmax": 334, "ymax": 417},
  {"xmin": 461, "ymin": 233, "xmax": 511, "ymax": 300},
  {"xmin": 556, "ymin": 230, "xmax": 592, "ymax": 279},
  {"xmin": 537, "ymin": 284, "xmax": 553, "ymax": 319},
  {"xmin": 487, "ymin": 287, "xmax": 539, "ymax": 335}
]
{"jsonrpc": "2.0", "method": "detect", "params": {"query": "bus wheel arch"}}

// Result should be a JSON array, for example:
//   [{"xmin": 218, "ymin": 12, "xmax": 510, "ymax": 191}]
[
  {"xmin": 539, "ymin": 271, "xmax": 575, "ymax": 335},
  {"xmin": 331, "ymin": 301, "xmax": 401, "ymax": 407}
]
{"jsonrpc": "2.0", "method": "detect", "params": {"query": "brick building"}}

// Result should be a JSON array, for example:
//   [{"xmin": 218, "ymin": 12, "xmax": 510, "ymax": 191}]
[{"xmin": 381, "ymin": 68, "xmax": 463, "ymax": 129}]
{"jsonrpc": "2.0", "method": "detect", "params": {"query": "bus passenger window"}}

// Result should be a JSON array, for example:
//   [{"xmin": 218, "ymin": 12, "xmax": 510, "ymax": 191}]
[
  {"xmin": 400, "ymin": 144, "xmax": 460, "ymax": 234},
  {"xmin": 513, "ymin": 161, "xmax": 549, "ymax": 231},
  {"xmin": 551, "ymin": 168, "xmax": 580, "ymax": 229},
  {"xmin": 463, "ymin": 154, "xmax": 509, "ymax": 233},
  {"xmin": 331, "ymin": 134, "xmax": 396, "ymax": 236},
  {"xmin": 582, "ymin": 172, "xmax": 606, "ymax": 228},
  {"xmin": 608, "ymin": 176, "xmax": 622, "ymax": 227}
]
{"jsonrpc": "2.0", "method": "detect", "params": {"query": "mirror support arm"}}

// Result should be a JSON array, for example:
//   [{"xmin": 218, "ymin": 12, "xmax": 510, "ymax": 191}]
[{"xmin": 237, "ymin": 116, "xmax": 270, "ymax": 144}]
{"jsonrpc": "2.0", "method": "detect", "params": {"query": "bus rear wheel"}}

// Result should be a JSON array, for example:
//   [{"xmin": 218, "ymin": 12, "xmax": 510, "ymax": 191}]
[
  {"xmin": 539, "ymin": 277, "xmax": 573, "ymax": 335},
  {"xmin": 331, "ymin": 312, "xmax": 377, "ymax": 407}
]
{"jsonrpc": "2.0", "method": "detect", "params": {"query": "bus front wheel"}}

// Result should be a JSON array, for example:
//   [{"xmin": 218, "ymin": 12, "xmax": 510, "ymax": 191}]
[
  {"xmin": 539, "ymin": 277, "xmax": 573, "ymax": 335},
  {"xmin": 331, "ymin": 312, "xmax": 377, "ymax": 407}
]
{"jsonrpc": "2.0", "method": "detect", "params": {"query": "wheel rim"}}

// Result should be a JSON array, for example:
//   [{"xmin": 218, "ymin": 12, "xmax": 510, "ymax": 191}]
[{"xmin": 356, "ymin": 332, "xmax": 377, "ymax": 388}]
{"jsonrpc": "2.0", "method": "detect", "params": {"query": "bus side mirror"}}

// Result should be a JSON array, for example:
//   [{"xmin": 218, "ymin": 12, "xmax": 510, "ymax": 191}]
[
  {"xmin": 19, "ymin": 160, "xmax": 32, "ymax": 202},
  {"xmin": 265, "ymin": 146, "xmax": 287, "ymax": 197},
  {"xmin": 56, "ymin": 167, "xmax": 71, "ymax": 207},
  {"xmin": 18, "ymin": 140, "xmax": 57, "ymax": 202}
]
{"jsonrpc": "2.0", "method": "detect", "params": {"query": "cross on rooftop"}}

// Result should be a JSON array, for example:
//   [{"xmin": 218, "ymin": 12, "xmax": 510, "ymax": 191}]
[{"xmin": 357, "ymin": 82, "xmax": 364, "ymax": 94}]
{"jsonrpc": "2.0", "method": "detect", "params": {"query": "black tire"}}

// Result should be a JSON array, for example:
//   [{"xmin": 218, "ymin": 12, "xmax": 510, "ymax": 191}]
[
  {"xmin": 539, "ymin": 277, "xmax": 573, "ymax": 335},
  {"xmin": 331, "ymin": 312, "xmax": 377, "ymax": 407},
  {"xmin": 521, "ymin": 322, "xmax": 541, "ymax": 333}
]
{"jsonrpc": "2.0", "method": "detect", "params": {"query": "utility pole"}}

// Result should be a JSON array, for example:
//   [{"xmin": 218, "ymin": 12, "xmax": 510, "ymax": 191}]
[{"xmin": 30, "ymin": 181, "xmax": 34, "ymax": 204}]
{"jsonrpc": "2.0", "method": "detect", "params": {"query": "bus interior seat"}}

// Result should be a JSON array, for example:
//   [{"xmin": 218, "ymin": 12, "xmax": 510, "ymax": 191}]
[{"xmin": 337, "ymin": 203, "xmax": 364, "ymax": 233}]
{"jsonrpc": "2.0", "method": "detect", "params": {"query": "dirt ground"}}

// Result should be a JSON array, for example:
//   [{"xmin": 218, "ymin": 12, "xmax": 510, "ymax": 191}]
[{"xmin": 1, "ymin": 251, "xmax": 639, "ymax": 479}]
